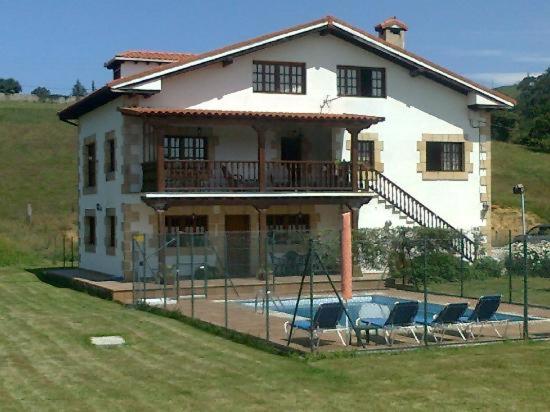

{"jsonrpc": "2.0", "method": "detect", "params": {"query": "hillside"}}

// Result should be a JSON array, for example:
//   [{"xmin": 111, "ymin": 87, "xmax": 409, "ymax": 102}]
[
  {"xmin": 495, "ymin": 84, "xmax": 520, "ymax": 100},
  {"xmin": 492, "ymin": 140, "xmax": 550, "ymax": 222},
  {"xmin": 0, "ymin": 101, "xmax": 548, "ymax": 266},
  {"xmin": 0, "ymin": 101, "xmax": 76, "ymax": 265}
]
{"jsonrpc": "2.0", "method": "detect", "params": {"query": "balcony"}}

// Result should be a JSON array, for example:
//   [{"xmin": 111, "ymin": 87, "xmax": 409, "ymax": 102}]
[{"xmin": 142, "ymin": 160, "xmax": 368, "ymax": 192}]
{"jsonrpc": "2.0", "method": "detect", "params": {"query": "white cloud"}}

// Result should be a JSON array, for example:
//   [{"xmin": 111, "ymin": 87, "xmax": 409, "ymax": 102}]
[
  {"xmin": 450, "ymin": 49, "xmax": 504, "ymax": 57},
  {"xmin": 513, "ymin": 55, "xmax": 550, "ymax": 64},
  {"xmin": 467, "ymin": 72, "xmax": 543, "ymax": 87}
]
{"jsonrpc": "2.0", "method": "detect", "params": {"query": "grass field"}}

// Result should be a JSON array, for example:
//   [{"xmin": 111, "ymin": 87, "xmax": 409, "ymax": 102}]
[
  {"xmin": 492, "ymin": 141, "xmax": 550, "ymax": 222},
  {"xmin": 0, "ymin": 101, "xmax": 75, "ymax": 266},
  {"xmin": 1, "ymin": 267, "xmax": 550, "ymax": 411},
  {"xmin": 428, "ymin": 276, "xmax": 550, "ymax": 307}
]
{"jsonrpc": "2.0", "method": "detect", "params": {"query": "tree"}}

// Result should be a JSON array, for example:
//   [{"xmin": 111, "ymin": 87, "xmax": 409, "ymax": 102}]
[
  {"xmin": 0, "ymin": 78, "xmax": 22, "ymax": 94},
  {"xmin": 71, "ymin": 79, "xmax": 87, "ymax": 97},
  {"xmin": 31, "ymin": 86, "xmax": 51, "ymax": 101},
  {"xmin": 91, "ymin": 80, "xmax": 96, "ymax": 92}
]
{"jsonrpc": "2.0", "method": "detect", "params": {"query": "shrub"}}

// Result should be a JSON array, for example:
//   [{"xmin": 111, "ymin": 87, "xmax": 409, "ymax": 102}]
[
  {"xmin": 467, "ymin": 257, "xmax": 503, "ymax": 280},
  {"xmin": 508, "ymin": 240, "xmax": 550, "ymax": 277},
  {"xmin": 400, "ymin": 252, "xmax": 462, "ymax": 289}
]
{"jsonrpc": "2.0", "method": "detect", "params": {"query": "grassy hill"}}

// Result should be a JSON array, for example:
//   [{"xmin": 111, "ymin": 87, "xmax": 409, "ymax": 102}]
[
  {"xmin": 495, "ymin": 84, "xmax": 520, "ymax": 100},
  {"xmin": 0, "ymin": 101, "xmax": 548, "ymax": 266},
  {"xmin": 0, "ymin": 101, "xmax": 76, "ymax": 265},
  {"xmin": 492, "ymin": 140, "xmax": 550, "ymax": 222}
]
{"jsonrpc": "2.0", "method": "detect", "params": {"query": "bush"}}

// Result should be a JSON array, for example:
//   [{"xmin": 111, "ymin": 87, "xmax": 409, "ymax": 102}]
[
  {"xmin": 467, "ymin": 257, "xmax": 503, "ymax": 280},
  {"xmin": 194, "ymin": 265, "xmax": 220, "ymax": 279},
  {"xmin": 400, "ymin": 252, "xmax": 461, "ymax": 289},
  {"xmin": 508, "ymin": 240, "xmax": 550, "ymax": 277}
]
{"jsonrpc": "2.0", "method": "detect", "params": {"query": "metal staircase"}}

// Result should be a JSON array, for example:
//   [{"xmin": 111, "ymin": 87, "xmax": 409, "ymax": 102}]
[{"xmin": 365, "ymin": 169, "xmax": 478, "ymax": 262}]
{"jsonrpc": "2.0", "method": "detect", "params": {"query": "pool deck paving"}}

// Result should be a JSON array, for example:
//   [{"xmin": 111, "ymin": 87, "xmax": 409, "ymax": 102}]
[{"xmin": 166, "ymin": 288, "xmax": 550, "ymax": 353}]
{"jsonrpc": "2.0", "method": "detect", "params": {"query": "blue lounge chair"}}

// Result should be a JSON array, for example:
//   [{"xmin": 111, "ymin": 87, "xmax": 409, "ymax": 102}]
[
  {"xmin": 459, "ymin": 295, "xmax": 505, "ymax": 339},
  {"xmin": 356, "ymin": 301, "xmax": 420, "ymax": 345},
  {"xmin": 416, "ymin": 302, "xmax": 469, "ymax": 342},
  {"xmin": 284, "ymin": 302, "xmax": 347, "ymax": 347}
]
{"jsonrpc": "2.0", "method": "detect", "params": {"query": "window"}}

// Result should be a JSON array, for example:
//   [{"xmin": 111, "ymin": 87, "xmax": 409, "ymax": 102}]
[
  {"xmin": 426, "ymin": 142, "xmax": 464, "ymax": 172},
  {"xmin": 84, "ymin": 213, "xmax": 96, "ymax": 252},
  {"xmin": 105, "ymin": 132, "xmax": 116, "ymax": 181},
  {"xmin": 165, "ymin": 215, "xmax": 208, "ymax": 247},
  {"xmin": 85, "ymin": 142, "xmax": 96, "ymax": 187},
  {"xmin": 337, "ymin": 66, "xmax": 386, "ymax": 97},
  {"xmin": 358, "ymin": 140, "xmax": 375, "ymax": 169},
  {"xmin": 267, "ymin": 214, "xmax": 310, "ymax": 244},
  {"xmin": 253, "ymin": 61, "xmax": 305, "ymax": 94},
  {"xmin": 105, "ymin": 209, "xmax": 116, "ymax": 255},
  {"xmin": 164, "ymin": 136, "xmax": 207, "ymax": 160}
]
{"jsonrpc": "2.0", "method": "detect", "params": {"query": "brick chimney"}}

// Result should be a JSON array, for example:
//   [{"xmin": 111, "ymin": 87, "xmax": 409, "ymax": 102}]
[{"xmin": 375, "ymin": 16, "xmax": 408, "ymax": 49}]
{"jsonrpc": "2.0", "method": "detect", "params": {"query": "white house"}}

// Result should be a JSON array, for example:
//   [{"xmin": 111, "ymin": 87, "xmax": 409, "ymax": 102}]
[{"xmin": 58, "ymin": 16, "xmax": 515, "ymax": 280}]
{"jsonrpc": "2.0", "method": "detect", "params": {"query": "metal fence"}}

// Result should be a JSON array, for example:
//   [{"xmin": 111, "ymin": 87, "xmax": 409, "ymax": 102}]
[{"xmin": 130, "ymin": 228, "xmax": 550, "ymax": 353}]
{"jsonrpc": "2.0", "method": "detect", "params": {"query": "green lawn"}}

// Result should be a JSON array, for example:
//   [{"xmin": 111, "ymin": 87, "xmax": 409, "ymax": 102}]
[
  {"xmin": 428, "ymin": 276, "xmax": 550, "ymax": 307},
  {"xmin": 1, "ymin": 267, "xmax": 550, "ymax": 411},
  {"xmin": 492, "ymin": 141, "xmax": 550, "ymax": 222}
]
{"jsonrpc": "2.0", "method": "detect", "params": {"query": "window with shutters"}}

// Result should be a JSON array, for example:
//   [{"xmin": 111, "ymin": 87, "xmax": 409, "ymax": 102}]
[
  {"xmin": 267, "ymin": 214, "xmax": 310, "ymax": 245},
  {"xmin": 165, "ymin": 215, "xmax": 208, "ymax": 247},
  {"xmin": 253, "ymin": 61, "xmax": 305, "ymax": 94},
  {"xmin": 337, "ymin": 66, "xmax": 386, "ymax": 97}
]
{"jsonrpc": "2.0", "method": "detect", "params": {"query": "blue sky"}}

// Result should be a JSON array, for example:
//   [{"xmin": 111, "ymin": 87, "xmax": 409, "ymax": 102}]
[{"xmin": 1, "ymin": 0, "xmax": 549, "ymax": 94}]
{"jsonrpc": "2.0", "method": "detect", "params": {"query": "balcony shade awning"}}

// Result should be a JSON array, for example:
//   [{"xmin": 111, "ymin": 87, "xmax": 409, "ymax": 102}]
[{"xmin": 118, "ymin": 107, "xmax": 384, "ymax": 128}]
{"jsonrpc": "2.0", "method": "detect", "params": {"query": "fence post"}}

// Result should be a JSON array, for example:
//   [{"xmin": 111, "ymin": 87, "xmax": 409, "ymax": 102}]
[
  {"xmin": 523, "ymin": 235, "xmax": 529, "ymax": 340},
  {"xmin": 508, "ymin": 230, "xmax": 512, "ymax": 303},
  {"xmin": 62, "ymin": 234, "xmax": 66, "ymax": 268},
  {"xmin": 460, "ymin": 230, "xmax": 464, "ymax": 298},
  {"xmin": 224, "ymin": 234, "xmax": 229, "ymax": 330},
  {"xmin": 423, "ymin": 237, "xmax": 428, "ymax": 346},
  {"xmin": 264, "ymin": 232, "xmax": 270, "ymax": 342},
  {"xmin": 309, "ymin": 238, "xmax": 314, "ymax": 353},
  {"xmin": 176, "ymin": 231, "xmax": 180, "ymax": 304},
  {"xmin": 70, "ymin": 237, "xmax": 75, "ymax": 268},
  {"xmin": 132, "ymin": 237, "xmax": 136, "ymax": 305},
  {"xmin": 191, "ymin": 232, "xmax": 195, "ymax": 318},
  {"xmin": 143, "ymin": 234, "xmax": 147, "ymax": 305},
  {"xmin": 204, "ymin": 234, "xmax": 208, "ymax": 298}
]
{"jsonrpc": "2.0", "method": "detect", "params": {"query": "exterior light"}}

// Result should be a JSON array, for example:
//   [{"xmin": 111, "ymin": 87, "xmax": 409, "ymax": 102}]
[{"xmin": 512, "ymin": 183, "xmax": 528, "ymax": 340}]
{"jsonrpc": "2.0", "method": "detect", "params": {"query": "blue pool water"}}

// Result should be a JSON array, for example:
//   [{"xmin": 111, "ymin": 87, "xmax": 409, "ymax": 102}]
[{"xmin": 239, "ymin": 294, "xmax": 529, "ymax": 326}]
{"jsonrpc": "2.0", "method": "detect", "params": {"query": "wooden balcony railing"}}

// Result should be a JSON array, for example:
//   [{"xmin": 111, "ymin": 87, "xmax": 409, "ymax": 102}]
[
  {"xmin": 266, "ymin": 161, "xmax": 353, "ymax": 190},
  {"xmin": 142, "ymin": 160, "xmax": 367, "ymax": 192}
]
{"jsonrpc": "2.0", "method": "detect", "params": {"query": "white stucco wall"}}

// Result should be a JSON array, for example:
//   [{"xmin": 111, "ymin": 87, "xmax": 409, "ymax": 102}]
[
  {"xmin": 141, "ymin": 32, "xmax": 485, "ymax": 231},
  {"xmin": 119, "ymin": 61, "xmax": 164, "ymax": 78},
  {"xmin": 78, "ymin": 98, "xmax": 138, "ymax": 276},
  {"xmin": 78, "ymin": 31, "xmax": 490, "ymax": 276}
]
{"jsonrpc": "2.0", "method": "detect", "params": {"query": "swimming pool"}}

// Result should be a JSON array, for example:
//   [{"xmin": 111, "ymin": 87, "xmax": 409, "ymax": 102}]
[{"xmin": 239, "ymin": 294, "xmax": 529, "ymax": 326}]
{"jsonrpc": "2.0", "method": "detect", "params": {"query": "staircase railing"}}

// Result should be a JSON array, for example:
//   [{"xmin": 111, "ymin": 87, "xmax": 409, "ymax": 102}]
[{"xmin": 365, "ymin": 168, "xmax": 477, "ymax": 261}]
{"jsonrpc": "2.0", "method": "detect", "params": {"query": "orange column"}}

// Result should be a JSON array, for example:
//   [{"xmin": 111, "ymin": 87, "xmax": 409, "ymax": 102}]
[{"xmin": 341, "ymin": 211, "xmax": 352, "ymax": 300}]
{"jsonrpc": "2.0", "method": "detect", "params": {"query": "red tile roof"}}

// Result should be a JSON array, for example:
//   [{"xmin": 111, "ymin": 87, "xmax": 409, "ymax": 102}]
[
  {"xmin": 108, "ymin": 15, "xmax": 515, "ymax": 106},
  {"xmin": 61, "ymin": 15, "xmax": 516, "ymax": 121},
  {"xmin": 118, "ymin": 107, "xmax": 385, "ymax": 125},
  {"xmin": 115, "ymin": 50, "xmax": 196, "ymax": 61},
  {"xmin": 375, "ymin": 17, "xmax": 409, "ymax": 32}
]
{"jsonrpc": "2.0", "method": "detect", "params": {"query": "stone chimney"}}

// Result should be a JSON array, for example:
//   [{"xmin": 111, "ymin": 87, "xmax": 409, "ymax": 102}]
[{"xmin": 375, "ymin": 16, "xmax": 408, "ymax": 49}]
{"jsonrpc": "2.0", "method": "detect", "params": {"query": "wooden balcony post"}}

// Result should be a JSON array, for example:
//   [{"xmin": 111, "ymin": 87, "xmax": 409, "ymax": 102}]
[
  {"xmin": 347, "ymin": 127, "xmax": 361, "ymax": 192},
  {"xmin": 253, "ymin": 125, "xmax": 267, "ymax": 192},
  {"xmin": 156, "ymin": 135, "xmax": 165, "ymax": 192}
]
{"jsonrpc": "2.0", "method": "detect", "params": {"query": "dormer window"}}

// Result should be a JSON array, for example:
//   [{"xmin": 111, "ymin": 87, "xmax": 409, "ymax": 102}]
[
  {"xmin": 337, "ymin": 66, "xmax": 386, "ymax": 97},
  {"xmin": 253, "ymin": 61, "xmax": 305, "ymax": 94}
]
